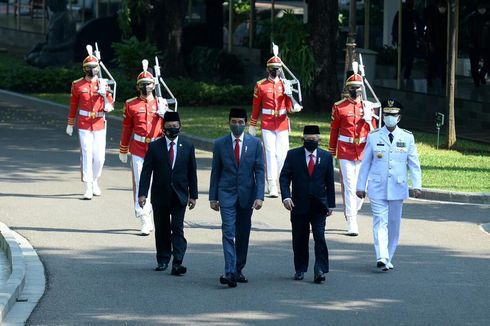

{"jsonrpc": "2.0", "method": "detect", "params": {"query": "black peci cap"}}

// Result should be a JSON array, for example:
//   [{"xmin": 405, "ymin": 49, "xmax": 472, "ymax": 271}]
[
  {"xmin": 229, "ymin": 108, "xmax": 247, "ymax": 121},
  {"xmin": 303, "ymin": 125, "xmax": 320, "ymax": 135},
  {"xmin": 164, "ymin": 111, "xmax": 180, "ymax": 122}
]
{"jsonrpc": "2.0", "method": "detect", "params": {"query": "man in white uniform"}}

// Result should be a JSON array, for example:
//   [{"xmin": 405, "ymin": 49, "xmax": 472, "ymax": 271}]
[{"xmin": 356, "ymin": 99, "xmax": 422, "ymax": 271}]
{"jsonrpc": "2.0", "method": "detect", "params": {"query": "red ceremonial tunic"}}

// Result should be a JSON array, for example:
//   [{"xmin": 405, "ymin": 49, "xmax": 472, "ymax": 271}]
[
  {"xmin": 250, "ymin": 77, "xmax": 292, "ymax": 132},
  {"xmin": 329, "ymin": 98, "xmax": 377, "ymax": 161},
  {"xmin": 67, "ymin": 77, "xmax": 113, "ymax": 131},
  {"xmin": 119, "ymin": 96, "xmax": 163, "ymax": 158}
]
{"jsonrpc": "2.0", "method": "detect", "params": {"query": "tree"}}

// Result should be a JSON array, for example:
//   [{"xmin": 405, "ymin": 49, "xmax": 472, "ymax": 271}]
[
  {"xmin": 307, "ymin": 0, "xmax": 339, "ymax": 111},
  {"xmin": 124, "ymin": 0, "xmax": 187, "ymax": 76}
]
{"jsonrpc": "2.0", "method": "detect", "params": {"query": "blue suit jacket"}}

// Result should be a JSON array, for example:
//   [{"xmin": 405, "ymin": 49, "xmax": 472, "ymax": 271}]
[
  {"xmin": 279, "ymin": 147, "xmax": 336, "ymax": 215},
  {"xmin": 209, "ymin": 133, "xmax": 265, "ymax": 208}
]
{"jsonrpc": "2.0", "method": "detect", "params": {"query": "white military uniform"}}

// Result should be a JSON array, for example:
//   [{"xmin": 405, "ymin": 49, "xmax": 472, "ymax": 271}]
[{"xmin": 356, "ymin": 125, "xmax": 422, "ymax": 267}]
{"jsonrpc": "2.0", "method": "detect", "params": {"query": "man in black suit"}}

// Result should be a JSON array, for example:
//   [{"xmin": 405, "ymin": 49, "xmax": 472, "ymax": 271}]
[
  {"xmin": 279, "ymin": 125, "xmax": 335, "ymax": 284},
  {"xmin": 138, "ymin": 111, "xmax": 198, "ymax": 275}
]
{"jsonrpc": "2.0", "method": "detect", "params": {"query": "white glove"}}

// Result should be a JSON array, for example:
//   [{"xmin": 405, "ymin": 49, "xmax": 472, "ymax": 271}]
[
  {"xmin": 66, "ymin": 125, "xmax": 73, "ymax": 136},
  {"xmin": 104, "ymin": 103, "xmax": 114, "ymax": 113},
  {"xmin": 291, "ymin": 103, "xmax": 303, "ymax": 113},
  {"xmin": 248, "ymin": 125, "xmax": 257, "ymax": 137},
  {"xmin": 283, "ymin": 79, "xmax": 293, "ymax": 96},
  {"xmin": 98, "ymin": 79, "xmax": 108, "ymax": 96},
  {"xmin": 119, "ymin": 153, "xmax": 128, "ymax": 163},
  {"xmin": 157, "ymin": 97, "xmax": 169, "ymax": 118}
]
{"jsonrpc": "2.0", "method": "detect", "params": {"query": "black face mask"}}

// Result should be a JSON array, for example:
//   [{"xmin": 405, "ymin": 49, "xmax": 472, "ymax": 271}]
[
  {"xmin": 164, "ymin": 127, "xmax": 180, "ymax": 139},
  {"xmin": 349, "ymin": 88, "xmax": 362, "ymax": 99},
  {"xmin": 304, "ymin": 140, "xmax": 318, "ymax": 152},
  {"xmin": 230, "ymin": 124, "xmax": 245, "ymax": 137},
  {"xmin": 269, "ymin": 68, "xmax": 279, "ymax": 78},
  {"xmin": 85, "ymin": 68, "xmax": 98, "ymax": 77},
  {"xmin": 138, "ymin": 84, "xmax": 154, "ymax": 96}
]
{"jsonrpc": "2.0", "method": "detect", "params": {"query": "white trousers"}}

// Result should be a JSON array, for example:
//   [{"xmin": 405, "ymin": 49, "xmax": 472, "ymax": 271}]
[
  {"xmin": 131, "ymin": 155, "xmax": 152, "ymax": 218},
  {"xmin": 370, "ymin": 198, "xmax": 404, "ymax": 264},
  {"xmin": 339, "ymin": 159, "xmax": 364, "ymax": 218},
  {"xmin": 79, "ymin": 129, "xmax": 106, "ymax": 183},
  {"xmin": 262, "ymin": 129, "xmax": 289, "ymax": 183}
]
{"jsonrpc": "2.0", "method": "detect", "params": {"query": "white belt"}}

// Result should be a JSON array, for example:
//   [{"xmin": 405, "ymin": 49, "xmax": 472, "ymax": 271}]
[
  {"xmin": 262, "ymin": 108, "xmax": 287, "ymax": 116},
  {"xmin": 338, "ymin": 135, "xmax": 367, "ymax": 144},
  {"xmin": 133, "ymin": 134, "xmax": 160, "ymax": 144},
  {"xmin": 79, "ymin": 110, "xmax": 104, "ymax": 118}
]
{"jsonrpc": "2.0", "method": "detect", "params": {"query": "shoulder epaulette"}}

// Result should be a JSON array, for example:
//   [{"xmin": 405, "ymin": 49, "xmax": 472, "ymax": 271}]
[
  {"xmin": 370, "ymin": 128, "xmax": 381, "ymax": 134},
  {"xmin": 72, "ymin": 77, "xmax": 83, "ymax": 84},
  {"xmin": 125, "ymin": 97, "xmax": 138, "ymax": 103},
  {"xmin": 334, "ymin": 98, "xmax": 347, "ymax": 106},
  {"xmin": 401, "ymin": 128, "xmax": 412, "ymax": 134},
  {"xmin": 256, "ymin": 78, "xmax": 267, "ymax": 85}
]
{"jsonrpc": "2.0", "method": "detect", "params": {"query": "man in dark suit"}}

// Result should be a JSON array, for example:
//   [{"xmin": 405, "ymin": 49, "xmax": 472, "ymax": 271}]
[
  {"xmin": 279, "ymin": 125, "xmax": 335, "ymax": 284},
  {"xmin": 138, "ymin": 111, "xmax": 198, "ymax": 275},
  {"xmin": 209, "ymin": 108, "xmax": 265, "ymax": 288}
]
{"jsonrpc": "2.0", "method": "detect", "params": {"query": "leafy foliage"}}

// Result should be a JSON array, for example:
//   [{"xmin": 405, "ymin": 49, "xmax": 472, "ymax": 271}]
[
  {"xmin": 188, "ymin": 47, "xmax": 245, "ymax": 84},
  {"xmin": 256, "ymin": 11, "xmax": 315, "ymax": 92},
  {"xmin": 0, "ymin": 53, "xmax": 250, "ymax": 106},
  {"xmin": 111, "ymin": 37, "xmax": 161, "ymax": 76}
]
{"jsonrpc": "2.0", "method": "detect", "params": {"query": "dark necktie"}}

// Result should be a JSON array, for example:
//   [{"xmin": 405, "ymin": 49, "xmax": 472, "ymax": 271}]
[
  {"xmin": 389, "ymin": 133, "xmax": 394, "ymax": 144},
  {"xmin": 308, "ymin": 153, "xmax": 315, "ymax": 176},
  {"xmin": 234, "ymin": 139, "xmax": 240, "ymax": 167},
  {"xmin": 169, "ymin": 141, "xmax": 174, "ymax": 167}
]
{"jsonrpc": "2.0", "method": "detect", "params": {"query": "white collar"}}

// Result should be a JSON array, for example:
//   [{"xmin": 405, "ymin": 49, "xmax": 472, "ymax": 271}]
[{"xmin": 230, "ymin": 132, "xmax": 244, "ymax": 142}]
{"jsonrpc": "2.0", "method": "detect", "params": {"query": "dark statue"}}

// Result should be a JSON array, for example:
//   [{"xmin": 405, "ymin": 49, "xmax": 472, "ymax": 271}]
[{"xmin": 25, "ymin": 0, "xmax": 76, "ymax": 67}]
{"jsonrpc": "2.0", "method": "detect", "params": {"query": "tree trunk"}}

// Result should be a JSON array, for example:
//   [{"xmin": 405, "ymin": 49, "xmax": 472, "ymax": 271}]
[
  {"xmin": 147, "ymin": 0, "xmax": 187, "ymax": 76},
  {"xmin": 206, "ymin": 0, "xmax": 223, "ymax": 49},
  {"xmin": 307, "ymin": 0, "xmax": 339, "ymax": 112},
  {"xmin": 446, "ymin": 0, "xmax": 458, "ymax": 149}
]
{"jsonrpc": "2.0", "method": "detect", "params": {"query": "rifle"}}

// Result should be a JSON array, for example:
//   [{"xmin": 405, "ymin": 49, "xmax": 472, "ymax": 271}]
[
  {"xmin": 353, "ymin": 54, "xmax": 381, "ymax": 130},
  {"xmin": 272, "ymin": 43, "xmax": 302, "ymax": 112},
  {"xmin": 86, "ymin": 43, "xmax": 117, "ymax": 110},
  {"xmin": 153, "ymin": 56, "xmax": 178, "ymax": 117}
]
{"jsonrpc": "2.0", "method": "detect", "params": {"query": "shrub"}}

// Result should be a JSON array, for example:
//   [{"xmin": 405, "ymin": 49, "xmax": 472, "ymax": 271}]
[
  {"xmin": 0, "ymin": 53, "xmax": 251, "ymax": 106},
  {"xmin": 112, "ymin": 37, "xmax": 161, "ymax": 76},
  {"xmin": 188, "ymin": 46, "xmax": 245, "ymax": 84}
]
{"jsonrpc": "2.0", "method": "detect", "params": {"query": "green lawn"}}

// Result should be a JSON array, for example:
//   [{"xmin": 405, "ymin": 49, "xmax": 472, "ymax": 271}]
[{"xmin": 32, "ymin": 94, "xmax": 490, "ymax": 193}]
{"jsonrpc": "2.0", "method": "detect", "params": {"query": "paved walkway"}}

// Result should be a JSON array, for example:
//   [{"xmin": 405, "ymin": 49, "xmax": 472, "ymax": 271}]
[{"xmin": 0, "ymin": 93, "xmax": 489, "ymax": 325}]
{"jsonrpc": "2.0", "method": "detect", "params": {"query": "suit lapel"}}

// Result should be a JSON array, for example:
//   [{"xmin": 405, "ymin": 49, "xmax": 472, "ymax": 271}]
[
  {"xmin": 311, "ymin": 151, "xmax": 321, "ymax": 177},
  {"xmin": 174, "ymin": 139, "xmax": 183, "ymax": 169},
  {"xmin": 380, "ymin": 128, "xmax": 392, "ymax": 147},
  {"xmin": 301, "ymin": 149, "xmax": 310, "ymax": 177},
  {"xmin": 225, "ymin": 136, "xmax": 237, "ymax": 169}
]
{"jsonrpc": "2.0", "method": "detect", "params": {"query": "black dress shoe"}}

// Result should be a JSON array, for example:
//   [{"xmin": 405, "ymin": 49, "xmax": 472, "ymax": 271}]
[
  {"xmin": 236, "ymin": 273, "xmax": 248, "ymax": 283},
  {"xmin": 294, "ymin": 272, "xmax": 304, "ymax": 280},
  {"xmin": 154, "ymin": 263, "xmax": 168, "ymax": 271},
  {"xmin": 376, "ymin": 261, "xmax": 389, "ymax": 271},
  {"xmin": 314, "ymin": 273, "xmax": 326, "ymax": 284},
  {"xmin": 219, "ymin": 273, "xmax": 237, "ymax": 288},
  {"xmin": 171, "ymin": 264, "xmax": 187, "ymax": 276}
]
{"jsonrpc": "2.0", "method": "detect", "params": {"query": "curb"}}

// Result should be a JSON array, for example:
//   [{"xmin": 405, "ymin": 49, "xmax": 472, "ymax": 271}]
[
  {"xmin": 480, "ymin": 223, "xmax": 490, "ymax": 236},
  {"xmin": 0, "ymin": 222, "xmax": 46, "ymax": 325},
  {"xmin": 1, "ymin": 89, "xmax": 489, "ymax": 205},
  {"xmin": 0, "ymin": 222, "xmax": 26, "ymax": 322}
]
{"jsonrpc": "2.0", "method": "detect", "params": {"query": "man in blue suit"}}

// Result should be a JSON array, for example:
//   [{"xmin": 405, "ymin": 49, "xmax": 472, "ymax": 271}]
[
  {"xmin": 280, "ymin": 125, "xmax": 336, "ymax": 284},
  {"xmin": 209, "ymin": 108, "xmax": 265, "ymax": 288}
]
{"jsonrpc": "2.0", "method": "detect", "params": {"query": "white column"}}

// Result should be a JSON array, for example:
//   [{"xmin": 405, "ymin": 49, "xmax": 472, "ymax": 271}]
[{"xmin": 383, "ymin": 0, "xmax": 399, "ymax": 46}]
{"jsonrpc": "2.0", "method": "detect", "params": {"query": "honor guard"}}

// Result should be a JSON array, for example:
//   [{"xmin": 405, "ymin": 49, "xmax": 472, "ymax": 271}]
[
  {"xmin": 249, "ymin": 55, "xmax": 301, "ymax": 198},
  {"xmin": 66, "ymin": 50, "xmax": 114, "ymax": 200},
  {"xmin": 119, "ymin": 62, "xmax": 164, "ymax": 236},
  {"xmin": 328, "ymin": 73, "xmax": 377, "ymax": 236},
  {"xmin": 356, "ymin": 99, "xmax": 422, "ymax": 271}
]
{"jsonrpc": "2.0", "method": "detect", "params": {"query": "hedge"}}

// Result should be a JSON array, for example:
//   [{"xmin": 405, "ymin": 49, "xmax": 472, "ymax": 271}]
[{"xmin": 0, "ymin": 53, "xmax": 251, "ymax": 106}]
